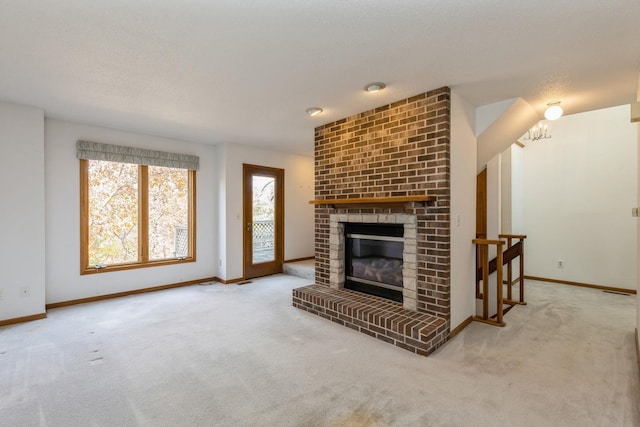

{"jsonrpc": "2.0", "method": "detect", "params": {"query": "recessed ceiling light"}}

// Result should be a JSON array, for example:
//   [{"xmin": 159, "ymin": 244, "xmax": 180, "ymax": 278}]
[
  {"xmin": 306, "ymin": 107, "xmax": 323, "ymax": 117},
  {"xmin": 364, "ymin": 82, "xmax": 386, "ymax": 93},
  {"xmin": 544, "ymin": 101, "xmax": 563, "ymax": 120}
]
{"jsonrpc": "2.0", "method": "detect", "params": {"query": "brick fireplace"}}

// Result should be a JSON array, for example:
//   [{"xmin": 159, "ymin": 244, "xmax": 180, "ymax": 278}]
[{"xmin": 293, "ymin": 87, "xmax": 451, "ymax": 356}]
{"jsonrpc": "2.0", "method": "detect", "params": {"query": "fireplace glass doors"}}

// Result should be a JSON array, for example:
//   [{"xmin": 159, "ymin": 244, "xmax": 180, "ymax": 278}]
[{"xmin": 344, "ymin": 223, "xmax": 404, "ymax": 303}]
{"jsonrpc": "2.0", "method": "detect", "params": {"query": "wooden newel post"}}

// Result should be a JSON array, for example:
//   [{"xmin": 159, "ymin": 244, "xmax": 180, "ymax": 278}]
[{"xmin": 481, "ymin": 243, "xmax": 488, "ymax": 318}]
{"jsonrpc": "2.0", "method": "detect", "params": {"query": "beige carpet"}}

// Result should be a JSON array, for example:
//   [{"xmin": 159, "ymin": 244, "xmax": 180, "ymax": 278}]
[{"xmin": 0, "ymin": 275, "xmax": 638, "ymax": 426}]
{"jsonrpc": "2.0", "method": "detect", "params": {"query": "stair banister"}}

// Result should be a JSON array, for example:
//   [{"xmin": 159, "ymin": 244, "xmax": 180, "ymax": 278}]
[{"xmin": 472, "ymin": 238, "xmax": 505, "ymax": 327}]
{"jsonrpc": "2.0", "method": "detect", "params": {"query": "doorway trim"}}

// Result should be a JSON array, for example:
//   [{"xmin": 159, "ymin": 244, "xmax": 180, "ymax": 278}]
[
  {"xmin": 242, "ymin": 163, "xmax": 284, "ymax": 279},
  {"xmin": 476, "ymin": 167, "xmax": 487, "ymax": 239}
]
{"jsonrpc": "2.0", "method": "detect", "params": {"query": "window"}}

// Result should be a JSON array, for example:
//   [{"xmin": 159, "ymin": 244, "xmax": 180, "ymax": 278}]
[{"xmin": 78, "ymin": 141, "xmax": 197, "ymax": 274}]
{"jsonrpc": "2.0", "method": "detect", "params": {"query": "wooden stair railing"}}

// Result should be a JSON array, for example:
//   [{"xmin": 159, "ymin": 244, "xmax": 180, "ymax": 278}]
[
  {"xmin": 473, "ymin": 234, "xmax": 527, "ymax": 327},
  {"xmin": 499, "ymin": 234, "xmax": 527, "ymax": 306},
  {"xmin": 473, "ymin": 239, "xmax": 505, "ymax": 327}
]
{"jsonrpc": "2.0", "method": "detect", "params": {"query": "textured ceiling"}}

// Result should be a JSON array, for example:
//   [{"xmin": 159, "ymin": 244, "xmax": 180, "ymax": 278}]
[{"xmin": 0, "ymin": 1, "xmax": 639, "ymax": 156}]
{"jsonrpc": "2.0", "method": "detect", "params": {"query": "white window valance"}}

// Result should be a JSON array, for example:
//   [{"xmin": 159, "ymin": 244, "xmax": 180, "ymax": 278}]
[{"xmin": 76, "ymin": 140, "xmax": 199, "ymax": 170}]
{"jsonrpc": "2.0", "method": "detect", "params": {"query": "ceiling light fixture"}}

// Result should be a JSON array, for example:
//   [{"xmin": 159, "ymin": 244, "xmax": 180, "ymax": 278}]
[
  {"xmin": 523, "ymin": 122, "xmax": 551, "ymax": 142},
  {"xmin": 306, "ymin": 107, "xmax": 323, "ymax": 117},
  {"xmin": 544, "ymin": 101, "xmax": 563, "ymax": 121},
  {"xmin": 364, "ymin": 82, "xmax": 386, "ymax": 93}
]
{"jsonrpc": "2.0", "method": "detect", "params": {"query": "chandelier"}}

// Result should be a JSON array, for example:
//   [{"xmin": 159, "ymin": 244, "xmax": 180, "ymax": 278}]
[
  {"xmin": 524, "ymin": 122, "xmax": 551, "ymax": 141},
  {"xmin": 523, "ymin": 100, "xmax": 563, "ymax": 142}
]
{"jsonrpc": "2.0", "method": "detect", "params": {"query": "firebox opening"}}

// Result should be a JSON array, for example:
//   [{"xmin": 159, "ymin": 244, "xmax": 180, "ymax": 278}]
[{"xmin": 344, "ymin": 223, "xmax": 404, "ymax": 303}]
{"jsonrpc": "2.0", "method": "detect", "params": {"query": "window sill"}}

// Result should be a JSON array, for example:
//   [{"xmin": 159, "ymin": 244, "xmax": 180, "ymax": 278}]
[{"xmin": 80, "ymin": 257, "xmax": 195, "ymax": 275}]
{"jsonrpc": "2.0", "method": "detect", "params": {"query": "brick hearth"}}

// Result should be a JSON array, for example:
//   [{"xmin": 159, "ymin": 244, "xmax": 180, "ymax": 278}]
[{"xmin": 293, "ymin": 285, "xmax": 449, "ymax": 356}]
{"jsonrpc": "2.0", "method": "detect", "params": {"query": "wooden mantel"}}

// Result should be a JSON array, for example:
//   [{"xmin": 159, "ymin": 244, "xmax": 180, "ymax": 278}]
[{"xmin": 309, "ymin": 195, "xmax": 435, "ymax": 209}]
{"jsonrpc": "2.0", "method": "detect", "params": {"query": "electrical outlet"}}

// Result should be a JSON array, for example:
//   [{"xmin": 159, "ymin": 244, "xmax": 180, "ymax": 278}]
[
  {"xmin": 557, "ymin": 260, "xmax": 564, "ymax": 268},
  {"xmin": 218, "ymin": 259, "xmax": 222, "ymax": 267},
  {"xmin": 19, "ymin": 286, "xmax": 30, "ymax": 298},
  {"xmin": 0, "ymin": 289, "xmax": 3, "ymax": 301}
]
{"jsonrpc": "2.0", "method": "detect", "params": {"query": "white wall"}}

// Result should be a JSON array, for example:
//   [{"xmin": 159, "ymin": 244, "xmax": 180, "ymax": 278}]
[
  {"xmin": 637, "ymin": 119, "xmax": 639, "ymax": 356},
  {"xmin": 486, "ymin": 155, "xmax": 501, "ymax": 241},
  {"xmin": 522, "ymin": 105, "xmax": 637, "ymax": 290},
  {"xmin": 510, "ymin": 144, "xmax": 524, "ymax": 233},
  {"xmin": 476, "ymin": 98, "xmax": 519, "ymax": 136},
  {"xmin": 492, "ymin": 143, "xmax": 527, "ymax": 235},
  {"xmin": 495, "ymin": 144, "xmax": 524, "ymax": 289},
  {"xmin": 636, "ymin": 78, "xmax": 640, "ymax": 353},
  {"xmin": 0, "ymin": 102, "xmax": 45, "ymax": 321},
  {"xmin": 45, "ymin": 119, "xmax": 218, "ymax": 304},
  {"xmin": 478, "ymin": 154, "xmax": 502, "ymax": 316},
  {"xmin": 218, "ymin": 143, "xmax": 314, "ymax": 281},
  {"xmin": 216, "ymin": 143, "xmax": 229, "ymax": 279},
  {"xmin": 476, "ymin": 98, "xmax": 539, "ymax": 171},
  {"xmin": 1, "ymin": 112, "xmax": 313, "ymax": 312},
  {"xmin": 501, "ymin": 147, "xmax": 512, "ymax": 234},
  {"xmin": 450, "ymin": 90, "xmax": 477, "ymax": 330}
]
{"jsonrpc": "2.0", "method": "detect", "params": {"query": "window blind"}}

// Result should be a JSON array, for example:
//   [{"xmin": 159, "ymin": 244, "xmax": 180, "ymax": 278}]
[{"xmin": 76, "ymin": 140, "xmax": 199, "ymax": 170}]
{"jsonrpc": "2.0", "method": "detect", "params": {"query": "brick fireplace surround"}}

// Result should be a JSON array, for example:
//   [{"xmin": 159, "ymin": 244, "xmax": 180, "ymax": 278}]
[{"xmin": 292, "ymin": 87, "xmax": 451, "ymax": 356}]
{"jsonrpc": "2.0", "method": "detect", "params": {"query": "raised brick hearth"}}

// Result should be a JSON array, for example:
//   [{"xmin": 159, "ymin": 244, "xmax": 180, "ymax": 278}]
[
  {"xmin": 293, "ymin": 285, "xmax": 449, "ymax": 355},
  {"xmin": 293, "ymin": 87, "xmax": 451, "ymax": 356}
]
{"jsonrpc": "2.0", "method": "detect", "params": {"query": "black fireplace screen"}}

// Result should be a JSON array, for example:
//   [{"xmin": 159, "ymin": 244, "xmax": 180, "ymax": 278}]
[{"xmin": 344, "ymin": 223, "xmax": 404, "ymax": 302}]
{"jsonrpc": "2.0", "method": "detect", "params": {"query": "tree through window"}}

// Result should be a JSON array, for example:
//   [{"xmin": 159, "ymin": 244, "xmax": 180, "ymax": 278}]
[{"xmin": 87, "ymin": 160, "xmax": 139, "ymax": 266}]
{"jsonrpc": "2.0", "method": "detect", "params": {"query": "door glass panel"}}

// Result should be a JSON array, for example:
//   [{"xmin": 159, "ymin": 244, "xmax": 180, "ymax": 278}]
[{"xmin": 252, "ymin": 175, "xmax": 275, "ymax": 263}]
